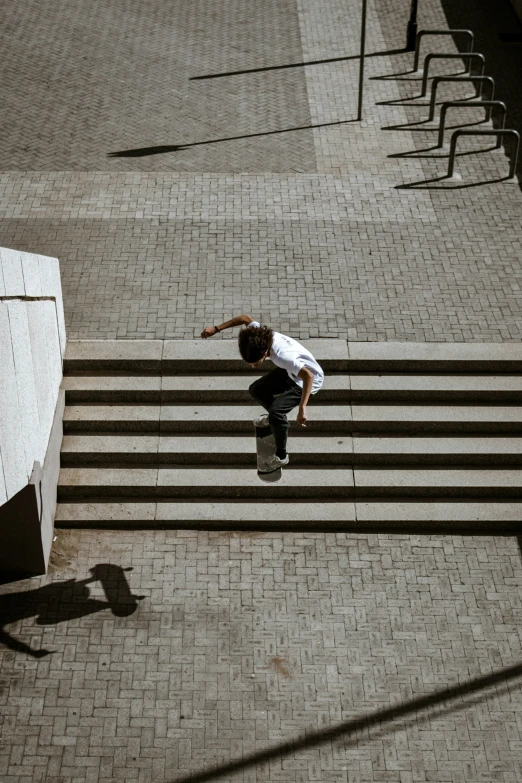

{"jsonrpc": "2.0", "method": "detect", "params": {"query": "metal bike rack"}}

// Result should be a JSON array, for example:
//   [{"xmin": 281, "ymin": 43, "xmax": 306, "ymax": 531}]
[
  {"xmin": 428, "ymin": 76, "xmax": 495, "ymax": 122},
  {"xmin": 413, "ymin": 29, "xmax": 474, "ymax": 71},
  {"xmin": 447, "ymin": 129, "xmax": 520, "ymax": 179},
  {"xmin": 437, "ymin": 101, "xmax": 506, "ymax": 147},
  {"xmin": 421, "ymin": 53, "xmax": 485, "ymax": 97}
]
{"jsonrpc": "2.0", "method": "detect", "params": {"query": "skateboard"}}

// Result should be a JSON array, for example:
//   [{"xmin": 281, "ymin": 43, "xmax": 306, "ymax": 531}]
[{"xmin": 255, "ymin": 422, "xmax": 282, "ymax": 483}]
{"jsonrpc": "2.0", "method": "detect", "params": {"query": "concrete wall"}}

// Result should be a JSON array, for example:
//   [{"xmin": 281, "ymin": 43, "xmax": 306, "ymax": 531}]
[{"xmin": 0, "ymin": 247, "xmax": 65, "ymax": 573}]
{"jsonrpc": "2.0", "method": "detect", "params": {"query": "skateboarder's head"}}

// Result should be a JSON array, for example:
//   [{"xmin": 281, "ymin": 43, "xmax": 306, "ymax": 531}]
[{"xmin": 238, "ymin": 324, "xmax": 274, "ymax": 368}]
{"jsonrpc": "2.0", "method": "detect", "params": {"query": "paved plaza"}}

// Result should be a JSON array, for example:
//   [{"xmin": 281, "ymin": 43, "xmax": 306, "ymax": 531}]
[{"xmin": 1, "ymin": 0, "xmax": 522, "ymax": 780}]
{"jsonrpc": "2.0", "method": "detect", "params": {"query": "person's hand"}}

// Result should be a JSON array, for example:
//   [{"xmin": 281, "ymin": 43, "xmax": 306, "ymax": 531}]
[
  {"xmin": 201, "ymin": 326, "xmax": 218, "ymax": 339},
  {"xmin": 296, "ymin": 407, "xmax": 307, "ymax": 427}
]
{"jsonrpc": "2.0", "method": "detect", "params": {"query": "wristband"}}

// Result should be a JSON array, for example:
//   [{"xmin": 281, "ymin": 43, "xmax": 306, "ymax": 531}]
[{"xmin": 214, "ymin": 325, "xmax": 220, "ymax": 333}]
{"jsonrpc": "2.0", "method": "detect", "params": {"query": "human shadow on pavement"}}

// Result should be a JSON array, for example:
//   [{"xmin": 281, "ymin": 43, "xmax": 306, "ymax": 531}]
[
  {"xmin": 0, "ymin": 564, "xmax": 142, "ymax": 658},
  {"xmin": 108, "ymin": 119, "xmax": 358, "ymax": 157},
  {"xmin": 169, "ymin": 661, "xmax": 522, "ymax": 783}
]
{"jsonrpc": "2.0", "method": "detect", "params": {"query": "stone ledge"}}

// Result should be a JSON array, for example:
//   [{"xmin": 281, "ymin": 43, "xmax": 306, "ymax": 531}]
[{"xmin": 65, "ymin": 339, "xmax": 522, "ymax": 372}]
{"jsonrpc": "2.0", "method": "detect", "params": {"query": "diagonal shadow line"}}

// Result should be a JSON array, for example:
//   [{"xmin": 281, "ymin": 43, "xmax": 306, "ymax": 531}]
[
  {"xmin": 107, "ymin": 119, "xmax": 358, "ymax": 157},
  {"xmin": 169, "ymin": 662, "xmax": 522, "ymax": 783},
  {"xmin": 383, "ymin": 118, "xmax": 490, "ymax": 133},
  {"xmin": 389, "ymin": 142, "xmax": 500, "ymax": 160},
  {"xmin": 190, "ymin": 48, "xmax": 407, "ymax": 80},
  {"xmin": 396, "ymin": 174, "xmax": 514, "ymax": 190}
]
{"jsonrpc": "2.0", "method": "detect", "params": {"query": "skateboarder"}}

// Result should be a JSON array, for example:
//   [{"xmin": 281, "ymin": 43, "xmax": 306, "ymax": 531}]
[{"xmin": 201, "ymin": 315, "xmax": 324, "ymax": 472}]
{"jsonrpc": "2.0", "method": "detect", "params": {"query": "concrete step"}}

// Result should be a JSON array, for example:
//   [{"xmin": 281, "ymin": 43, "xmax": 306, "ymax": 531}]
[
  {"xmin": 61, "ymin": 373, "xmax": 522, "ymax": 404},
  {"xmin": 353, "ymin": 469, "xmax": 522, "ymax": 498},
  {"xmin": 64, "ymin": 340, "xmax": 522, "ymax": 372},
  {"xmin": 351, "ymin": 405, "xmax": 522, "ymax": 434},
  {"xmin": 61, "ymin": 374, "xmax": 350, "ymax": 403},
  {"xmin": 62, "ymin": 403, "xmax": 522, "ymax": 435},
  {"xmin": 57, "ymin": 467, "xmax": 355, "ymax": 500},
  {"xmin": 353, "ymin": 437, "xmax": 522, "ymax": 466},
  {"xmin": 64, "ymin": 339, "xmax": 349, "ymax": 372},
  {"xmin": 57, "ymin": 467, "xmax": 522, "ymax": 501},
  {"xmin": 60, "ymin": 434, "xmax": 522, "ymax": 467},
  {"xmin": 62, "ymin": 405, "xmax": 351, "ymax": 433},
  {"xmin": 60, "ymin": 435, "xmax": 354, "ymax": 466},
  {"xmin": 54, "ymin": 501, "xmax": 522, "ymax": 533},
  {"xmin": 350, "ymin": 375, "xmax": 522, "ymax": 403}
]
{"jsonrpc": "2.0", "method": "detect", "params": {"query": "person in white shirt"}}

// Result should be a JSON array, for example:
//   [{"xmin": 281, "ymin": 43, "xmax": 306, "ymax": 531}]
[{"xmin": 201, "ymin": 314, "xmax": 324, "ymax": 471}]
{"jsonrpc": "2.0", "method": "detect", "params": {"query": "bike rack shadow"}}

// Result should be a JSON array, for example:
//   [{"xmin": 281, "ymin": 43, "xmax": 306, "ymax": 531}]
[
  {"xmin": 388, "ymin": 140, "xmax": 497, "ymax": 159},
  {"xmin": 0, "ymin": 564, "xmax": 143, "ymax": 658},
  {"xmin": 395, "ymin": 173, "xmax": 514, "ymax": 190},
  {"xmin": 383, "ymin": 117, "xmax": 487, "ymax": 132}
]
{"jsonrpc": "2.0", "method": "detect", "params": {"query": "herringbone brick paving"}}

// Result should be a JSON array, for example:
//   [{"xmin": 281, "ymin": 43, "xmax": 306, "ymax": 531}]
[
  {"xmin": 2, "ymin": 0, "xmax": 522, "ymax": 780},
  {"xmin": 1, "ymin": 0, "xmax": 521, "ymax": 340},
  {"xmin": 1, "ymin": 531, "xmax": 521, "ymax": 782}
]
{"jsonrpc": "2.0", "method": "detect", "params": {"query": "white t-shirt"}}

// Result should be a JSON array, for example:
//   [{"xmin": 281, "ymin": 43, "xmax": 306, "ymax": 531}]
[{"xmin": 248, "ymin": 321, "xmax": 324, "ymax": 394}]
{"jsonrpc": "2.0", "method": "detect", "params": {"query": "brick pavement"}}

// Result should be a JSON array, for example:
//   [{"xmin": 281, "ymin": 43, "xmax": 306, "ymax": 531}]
[
  {"xmin": 1, "ymin": 531, "xmax": 522, "ymax": 783},
  {"xmin": 1, "ymin": 0, "xmax": 522, "ymax": 780},
  {"xmin": 1, "ymin": 0, "xmax": 521, "ymax": 340}
]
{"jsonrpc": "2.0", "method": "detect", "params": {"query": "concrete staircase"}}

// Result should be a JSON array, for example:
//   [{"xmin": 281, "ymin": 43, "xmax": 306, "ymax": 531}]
[{"xmin": 55, "ymin": 340, "xmax": 522, "ymax": 533}]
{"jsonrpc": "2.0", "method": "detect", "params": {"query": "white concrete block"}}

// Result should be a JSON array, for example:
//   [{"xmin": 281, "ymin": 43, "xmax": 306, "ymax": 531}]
[
  {"xmin": 27, "ymin": 301, "xmax": 56, "ymax": 460},
  {"xmin": 6, "ymin": 301, "xmax": 42, "ymax": 477},
  {"xmin": 0, "ymin": 304, "xmax": 29, "ymax": 497},
  {"xmin": 20, "ymin": 251, "xmax": 43, "ymax": 297},
  {"xmin": 38, "ymin": 254, "xmax": 66, "ymax": 356},
  {"xmin": 0, "ymin": 446, "xmax": 8, "ymax": 505},
  {"xmin": 0, "ymin": 247, "xmax": 24, "ymax": 295}
]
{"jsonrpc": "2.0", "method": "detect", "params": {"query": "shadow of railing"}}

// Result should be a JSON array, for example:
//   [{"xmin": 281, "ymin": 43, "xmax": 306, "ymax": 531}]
[
  {"xmin": 108, "ymin": 119, "xmax": 358, "ymax": 157},
  {"xmin": 190, "ymin": 48, "xmax": 406, "ymax": 80},
  {"xmin": 167, "ymin": 662, "xmax": 522, "ymax": 783}
]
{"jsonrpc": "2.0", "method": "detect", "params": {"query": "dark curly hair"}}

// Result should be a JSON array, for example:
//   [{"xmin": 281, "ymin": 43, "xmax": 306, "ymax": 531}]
[{"xmin": 238, "ymin": 324, "xmax": 274, "ymax": 363}]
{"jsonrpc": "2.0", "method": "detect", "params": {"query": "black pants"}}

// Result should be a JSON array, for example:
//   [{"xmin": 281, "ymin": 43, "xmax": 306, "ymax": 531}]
[{"xmin": 249, "ymin": 368, "xmax": 303, "ymax": 452}]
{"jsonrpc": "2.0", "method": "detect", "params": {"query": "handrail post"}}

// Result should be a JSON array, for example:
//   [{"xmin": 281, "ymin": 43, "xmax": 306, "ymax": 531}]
[
  {"xmin": 447, "ymin": 129, "xmax": 520, "ymax": 179},
  {"xmin": 406, "ymin": 0, "xmax": 419, "ymax": 52},
  {"xmin": 413, "ymin": 29, "xmax": 474, "ymax": 71},
  {"xmin": 428, "ymin": 76, "xmax": 495, "ymax": 122},
  {"xmin": 437, "ymin": 101, "xmax": 507, "ymax": 147},
  {"xmin": 447, "ymin": 131, "xmax": 462, "ymax": 177},
  {"xmin": 357, "ymin": 0, "xmax": 368, "ymax": 121}
]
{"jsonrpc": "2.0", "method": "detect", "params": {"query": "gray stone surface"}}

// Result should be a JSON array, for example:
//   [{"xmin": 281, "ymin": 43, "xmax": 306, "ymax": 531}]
[
  {"xmin": 55, "ymin": 502, "xmax": 156, "ymax": 525},
  {"xmin": 1, "ymin": 0, "xmax": 522, "ymax": 343},
  {"xmin": 354, "ymin": 468, "xmax": 522, "ymax": 497},
  {"xmin": 348, "ymin": 342, "xmax": 522, "ymax": 370},
  {"xmin": 62, "ymin": 375, "xmax": 162, "ymax": 403},
  {"xmin": 1, "ymin": 530, "xmax": 521, "ymax": 782},
  {"xmin": 353, "ymin": 436, "xmax": 522, "ymax": 466},
  {"xmin": 3, "ymin": 0, "xmax": 522, "ymax": 778},
  {"xmin": 61, "ymin": 434, "xmax": 355, "ymax": 466},
  {"xmin": 351, "ymin": 404, "xmax": 522, "ymax": 433},
  {"xmin": 356, "ymin": 501, "xmax": 522, "ymax": 522},
  {"xmin": 63, "ymin": 405, "xmax": 161, "ymax": 431},
  {"xmin": 65, "ymin": 339, "xmax": 163, "ymax": 370},
  {"xmin": 350, "ymin": 374, "xmax": 522, "ymax": 402}
]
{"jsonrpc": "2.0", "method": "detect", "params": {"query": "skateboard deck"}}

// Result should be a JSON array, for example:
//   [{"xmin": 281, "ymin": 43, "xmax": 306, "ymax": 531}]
[{"xmin": 255, "ymin": 423, "xmax": 282, "ymax": 483}]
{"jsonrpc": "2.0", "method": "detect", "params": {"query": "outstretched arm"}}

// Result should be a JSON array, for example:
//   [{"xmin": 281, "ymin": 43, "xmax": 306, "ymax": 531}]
[
  {"xmin": 201, "ymin": 314, "xmax": 253, "ymax": 338},
  {"xmin": 296, "ymin": 367, "xmax": 314, "ymax": 427}
]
